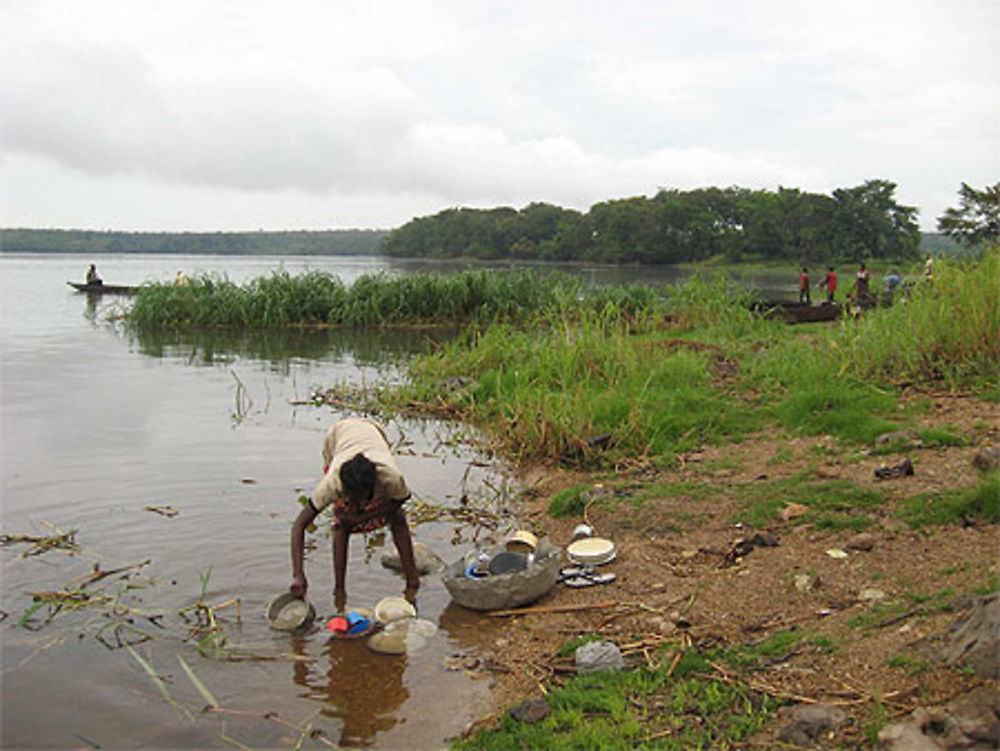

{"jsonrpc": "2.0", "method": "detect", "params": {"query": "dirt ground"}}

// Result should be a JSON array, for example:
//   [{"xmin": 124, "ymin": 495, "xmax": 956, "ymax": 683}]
[{"xmin": 452, "ymin": 393, "xmax": 1000, "ymax": 747}]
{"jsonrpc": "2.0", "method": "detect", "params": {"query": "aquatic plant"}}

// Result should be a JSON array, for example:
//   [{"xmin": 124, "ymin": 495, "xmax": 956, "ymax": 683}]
[{"xmin": 126, "ymin": 269, "xmax": 658, "ymax": 329}]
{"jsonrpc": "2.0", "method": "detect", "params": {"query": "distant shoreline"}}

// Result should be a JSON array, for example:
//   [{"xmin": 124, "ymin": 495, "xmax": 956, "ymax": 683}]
[
  {"xmin": 1, "ymin": 227, "xmax": 962, "ymax": 260},
  {"xmin": 0, "ymin": 228, "xmax": 390, "ymax": 256}
]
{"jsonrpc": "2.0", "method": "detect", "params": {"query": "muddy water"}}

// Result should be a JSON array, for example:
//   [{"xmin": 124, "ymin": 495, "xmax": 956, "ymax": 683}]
[
  {"xmin": 1, "ymin": 254, "xmax": 798, "ymax": 749},
  {"xmin": 0, "ymin": 255, "xmax": 515, "ymax": 750}
]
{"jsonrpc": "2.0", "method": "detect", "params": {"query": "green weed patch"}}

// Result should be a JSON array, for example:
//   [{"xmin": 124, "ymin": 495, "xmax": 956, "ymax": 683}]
[
  {"xmin": 453, "ymin": 648, "xmax": 780, "ymax": 751},
  {"xmin": 735, "ymin": 476, "xmax": 886, "ymax": 528},
  {"xmin": 897, "ymin": 472, "xmax": 1000, "ymax": 527}
]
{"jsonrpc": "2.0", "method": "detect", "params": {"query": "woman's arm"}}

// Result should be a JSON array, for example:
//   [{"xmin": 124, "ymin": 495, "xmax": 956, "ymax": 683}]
[{"xmin": 289, "ymin": 501, "xmax": 319, "ymax": 598}]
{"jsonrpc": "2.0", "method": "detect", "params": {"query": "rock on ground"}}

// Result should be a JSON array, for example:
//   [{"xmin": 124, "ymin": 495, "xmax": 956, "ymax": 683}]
[
  {"xmin": 380, "ymin": 541, "xmax": 444, "ymax": 575},
  {"xmin": 937, "ymin": 593, "xmax": 1000, "ymax": 679},
  {"xmin": 575, "ymin": 640, "xmax": 626, "ymax": 674},
  {"xmin": 971, "ymin": 446, "xmax": 1000, "ymax": 472},
  {"xmin": 878, "ymin": 685, "xmax": 999, "ymax": 750},
  {"xmin": 776, "ymin": 704, "xmax": 848, "ymax": 746}
]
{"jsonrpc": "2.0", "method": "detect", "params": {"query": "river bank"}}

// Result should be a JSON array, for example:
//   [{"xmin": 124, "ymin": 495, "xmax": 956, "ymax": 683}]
[
  {"xmin": 443, "ymin": 390, "xmax": 998, "ymax": 749},
  {"xmin": 368, "ymin": 251, "xmax": 999, "ymax": 748}
]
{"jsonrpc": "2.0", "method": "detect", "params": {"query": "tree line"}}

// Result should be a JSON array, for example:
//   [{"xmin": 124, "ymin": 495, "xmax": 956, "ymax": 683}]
[
  {"xmin": 0, "ymin": 228, "xmax": 388, "ymax": 256},
  {"xmin": 382, "ymin": 179, "xmax": 925, "ymax": 263},
  {"xmin": 5, "ymin": 180, "xmax": 993, "ymax": 263}
]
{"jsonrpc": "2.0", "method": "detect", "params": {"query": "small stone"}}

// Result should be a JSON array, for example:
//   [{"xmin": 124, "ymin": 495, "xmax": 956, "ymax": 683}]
[
  {"xmin": 777, "ymin": 704, "xmax": 847, "ymax": 745},
  {"xmin": 875, "ymin": 429, "xmax": 920, "ymax": 448},
  {"xmin": 575, "ymin": 640, "xmax": 626, "ymax": 674},
  {"xmin": 846, "ymin": 532, "xmax": 876, "ymax": 552},
  {"xmin": 881, "ymin": 519, "xmax": 909, "ymax": 534},
  {"xmin": 972, "ymin": 446, "xmax": 1000, "ymax": 472},
  {"xmin": 648, "ymin": 616, "xmax": 676, "ymax": 635},
  {"xmin": 779, "ymin": 503, "xmax": 809, "ymax": 522},
  {"xmin": 794, "ymin": 573, "xmax": 819, "ymax": 592},
  {"xmin": 859, "ymin": 588, "xmax": 887, "ymax": 602},
  {"xmin": 509, "ymin": 698, "xmax": 550, "ymax": 724}
]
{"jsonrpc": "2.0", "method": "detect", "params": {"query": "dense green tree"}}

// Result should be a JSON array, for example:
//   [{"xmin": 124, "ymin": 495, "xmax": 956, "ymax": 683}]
[
  {"xmin": 828, "ymin": 180, "xmax": 921, "ymax": 261},
  {"xmin": 937, "ymin": 182, "xmax": 1000, "ymax": 247}
]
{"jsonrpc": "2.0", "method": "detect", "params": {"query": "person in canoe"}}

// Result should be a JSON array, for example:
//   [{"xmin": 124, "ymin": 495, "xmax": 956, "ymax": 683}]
[
  {"xmin": 85, "ymin": 264, "xmax": 102, "ymax": 285},
  {"xmin": 289, "ymin": 417, "xmax": 419, "ymax": 612}
]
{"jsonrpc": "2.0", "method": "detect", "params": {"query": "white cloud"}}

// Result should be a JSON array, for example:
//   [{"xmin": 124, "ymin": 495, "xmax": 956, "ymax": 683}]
[{"xmin": 1, "ymin": 0, "xmax": 997, "ymax": 230}]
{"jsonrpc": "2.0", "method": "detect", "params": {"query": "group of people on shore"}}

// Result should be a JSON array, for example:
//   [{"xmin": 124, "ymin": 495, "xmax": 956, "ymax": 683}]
[{"xmin": 797, "ymin": 257, "xmax": 930, "ymax": 306}]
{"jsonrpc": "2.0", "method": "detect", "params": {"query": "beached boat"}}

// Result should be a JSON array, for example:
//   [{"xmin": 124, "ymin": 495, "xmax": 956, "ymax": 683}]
[
  {"xmin": 67, "ymin": 281, "xmax": 138, "ymax": 295},
  {"xmin": 753, "ymin": 299, "xmax": 843, "ymax": 324}
]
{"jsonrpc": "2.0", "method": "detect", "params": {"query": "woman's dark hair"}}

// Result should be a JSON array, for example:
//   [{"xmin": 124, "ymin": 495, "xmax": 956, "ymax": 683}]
[{"xmin": 340, "ymin": 453, "xmax": 376, "ymax": 500}]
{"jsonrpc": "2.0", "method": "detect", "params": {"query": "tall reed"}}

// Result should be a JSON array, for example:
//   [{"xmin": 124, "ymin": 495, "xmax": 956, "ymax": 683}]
[
  {"xmin": 127, "ymin": 269, "xmax": 660, "ymax": 329},
  {"xmin": 403, "ymin": 275, "xmax": 770, "ymax": 463},
  {"xmin": 833, "ymin": 246, "xmax": 1000, "ymax": 389}
]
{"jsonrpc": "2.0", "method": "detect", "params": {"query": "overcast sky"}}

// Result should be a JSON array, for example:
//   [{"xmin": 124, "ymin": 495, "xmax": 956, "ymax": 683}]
[{"xmin": 1, "ymin": 0, "xmax": 997, "ymax": 232}]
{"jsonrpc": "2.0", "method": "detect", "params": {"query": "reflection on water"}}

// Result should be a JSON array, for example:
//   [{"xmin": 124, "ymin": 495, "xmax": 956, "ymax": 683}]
[
  {"xmin": 295, "ymin": 639, "xmax": 410, "ymax": 745},
  {"xmin": 128, "ymin": 324, "xmax": 460, "ymax": 371}
]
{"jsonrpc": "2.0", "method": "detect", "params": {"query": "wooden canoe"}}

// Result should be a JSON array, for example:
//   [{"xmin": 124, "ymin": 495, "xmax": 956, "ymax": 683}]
[
  {"xmin": 756, "ymin": 300, "xmax": 843, "ymax": 324},
  {"xmin": 67, "ymin": 281, "xmax": 138, "ymax": 295}
]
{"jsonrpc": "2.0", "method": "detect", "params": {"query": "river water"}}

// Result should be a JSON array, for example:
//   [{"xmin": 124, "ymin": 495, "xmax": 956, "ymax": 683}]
[{"xmin": 0, "ymin": 253, "xmax": 796, "ymax": 750}]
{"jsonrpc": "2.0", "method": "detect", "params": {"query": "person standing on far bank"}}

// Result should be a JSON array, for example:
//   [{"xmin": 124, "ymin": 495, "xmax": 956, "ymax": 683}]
[
  {"xmin": 818, "ymin": 266, "xmax": 837, "ymax": 303},
  {"xmin": 855, "ymin": 262, "xmax": 871, "ymax": 305},
  {"xmin": 289, "ymin": 417, "xmax": 419, "ymax": 612}
]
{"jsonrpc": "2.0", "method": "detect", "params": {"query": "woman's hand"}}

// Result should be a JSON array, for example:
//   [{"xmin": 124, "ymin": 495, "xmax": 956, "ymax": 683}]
[{"xmin": 290, "ymin": 574, "xmax": 308, "ymax": 599}]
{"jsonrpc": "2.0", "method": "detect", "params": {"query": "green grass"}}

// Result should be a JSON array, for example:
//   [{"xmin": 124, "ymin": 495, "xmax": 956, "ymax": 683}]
[
  {"xmin": 847, "ymin": 587, "xmax": 957, "ymax": 631},
  {"xmin": 395, "ymin": 250, "xmax": 999, "ymax": 468},
  {"xmin": 548, "ymin": 485, "xmax": 597, "ymax": 518},
  {"xmin": 897, "ymin": 472, "xmax": 1000, "ymax": 527},
  {"xmin": 453, "ymin": 648, "xmax": 781, "ymax": 751},
  {"xmin": 918, "ymin": 426, "xmax": 968, "ymax": 447},
  {"xmin": 403, "ymin": 303, "xmax": 764, "ymax": 464},
  {"xmin": 735, "ymin": 475, "xmax": 886, "ymax": 529},
  {"xmin": 833, "ymin": 248, "xmax": 1000, "ymax": 389}
]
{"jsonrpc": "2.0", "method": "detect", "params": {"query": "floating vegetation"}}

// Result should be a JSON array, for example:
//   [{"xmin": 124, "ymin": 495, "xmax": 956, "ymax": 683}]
[
  {"xmin": 15, "ymin": 555, "xmax": 307, "ymax": 664},
  {"xmin": 406, "ymin": 498, "xmax": 506, "ymax": 530},
  {"xmin": 178, "ymin": 597, "xmax": 242, "ymax": 659},
  {"xmin": 1, "ymin": 529, "xmax": 79, "ymax": 557},
  {"xmin": 19, "ymin": 559, "xmax": 157, "ymax": 643}
]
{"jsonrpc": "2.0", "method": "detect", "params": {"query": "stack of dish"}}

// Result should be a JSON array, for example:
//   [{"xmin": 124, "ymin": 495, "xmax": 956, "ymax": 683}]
[
  {"xmin": 367, "ymin": 618, "xmax": 438, "ymax": 655},
  {"xmin": 373, "ymin": 596, "xmax": 417, "ymax": 624},
  {"xmin": 505, "ymin": 530, "xmax": 538, "ymax": 553},
  {"xmin": 566, "ymin": 537, "xmax": 616, "ymax": 566}
]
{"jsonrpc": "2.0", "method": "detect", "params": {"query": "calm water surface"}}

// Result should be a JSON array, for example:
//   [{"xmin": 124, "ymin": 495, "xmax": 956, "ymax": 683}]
[
  {"xmin": 1, "ymin": 254, "xmax": 797, "ymax": 749},
  {"xmin": 1, "ymin": 254, "xmax": 513, "ymax": 750}
]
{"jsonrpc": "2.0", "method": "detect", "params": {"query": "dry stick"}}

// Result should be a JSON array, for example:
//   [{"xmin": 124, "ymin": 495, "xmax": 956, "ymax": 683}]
[
  {"xmin": 708, "ymin": 659, "xmax": 910, "ymax": 708},
  {"xmin": 665, "ymin": 649, "xmax": 684, "ymax": 677},
  {"xmin": 488, "ymin": 600, "xmax": 619, "ymax": 618},
  {"xmin": 70, "ymin": 559, "xmax": 151, "ymax": 589}
]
